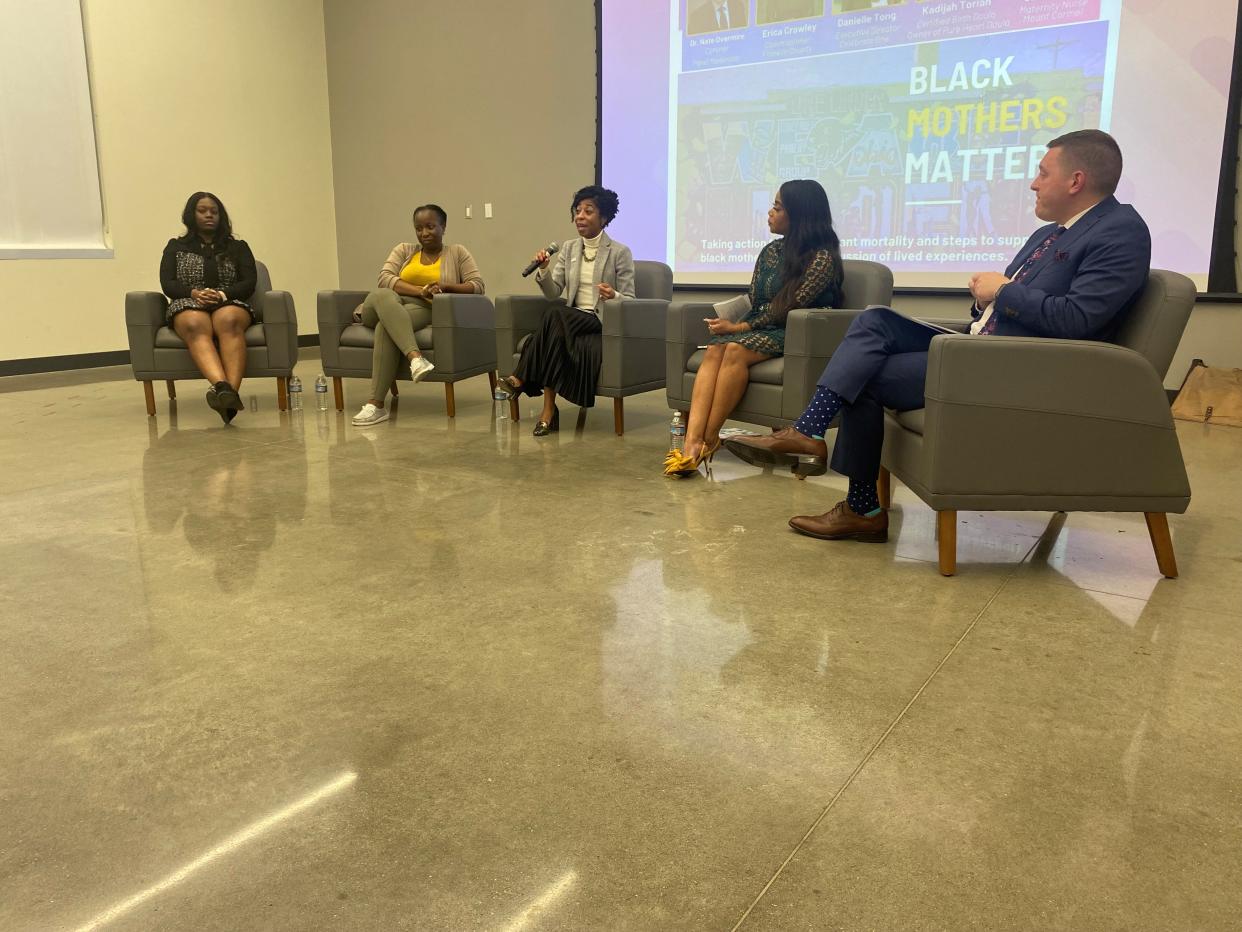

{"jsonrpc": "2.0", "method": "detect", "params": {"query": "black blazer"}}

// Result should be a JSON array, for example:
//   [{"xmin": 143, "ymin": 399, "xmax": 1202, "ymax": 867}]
[{"xmin": 159, "ymin": 234, "xmax": 257, "ymax": 303}]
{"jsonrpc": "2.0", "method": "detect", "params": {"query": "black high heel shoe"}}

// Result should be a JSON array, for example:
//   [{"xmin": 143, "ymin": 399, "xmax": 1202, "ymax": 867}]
[
  {"xmin": 494, "ymin": 376, "xmax": 522, "ymax": 402},
  {"xmin": 533, "ymin": 406, "xmax": 559, "ymax": 436}
]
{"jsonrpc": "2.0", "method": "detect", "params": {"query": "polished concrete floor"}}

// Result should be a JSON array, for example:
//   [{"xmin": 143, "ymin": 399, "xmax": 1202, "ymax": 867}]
[{"xmin": 1, "ymin": 359, "xmax": 1240, "ymax": 931}]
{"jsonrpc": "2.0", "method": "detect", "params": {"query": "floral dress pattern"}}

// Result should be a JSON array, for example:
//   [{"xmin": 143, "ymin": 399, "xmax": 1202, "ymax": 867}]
[{"xmin": 709, "ymin": 239, "xmax": 842, "ymax": 356}]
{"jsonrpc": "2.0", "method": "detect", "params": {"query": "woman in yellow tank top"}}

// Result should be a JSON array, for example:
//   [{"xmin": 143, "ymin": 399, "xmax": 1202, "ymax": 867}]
[{"xmin": 350, "ymin": 204, "xmax": 485, "ymax": 426}]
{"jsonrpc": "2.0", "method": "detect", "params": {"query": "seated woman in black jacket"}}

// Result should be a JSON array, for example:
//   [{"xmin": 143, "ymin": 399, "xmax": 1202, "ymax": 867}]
[{"xmin": 159, "ymin": 191, "xmax": 257, "ymax": 424}]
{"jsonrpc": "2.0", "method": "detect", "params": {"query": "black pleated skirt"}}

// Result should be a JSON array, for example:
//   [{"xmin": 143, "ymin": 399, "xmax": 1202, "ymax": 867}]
[{"xmin": 513, "ymin": 303, "xmax": 603, "ymax": 408}]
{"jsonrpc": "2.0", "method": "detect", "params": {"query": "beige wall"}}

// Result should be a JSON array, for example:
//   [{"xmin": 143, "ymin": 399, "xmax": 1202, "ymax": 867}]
[
  {"xmin": 322, "ymin": 0, "xmax": 595, "ymax": 301},
  {"xmin": 0, "ymin": 0, "xmax": 338, "ymax": 362}
]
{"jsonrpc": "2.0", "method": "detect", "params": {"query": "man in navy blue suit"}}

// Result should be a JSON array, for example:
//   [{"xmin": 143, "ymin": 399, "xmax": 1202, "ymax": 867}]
[{"xmin": 726, "ymin": 130, "xmax": 1152, "ymax": 543}]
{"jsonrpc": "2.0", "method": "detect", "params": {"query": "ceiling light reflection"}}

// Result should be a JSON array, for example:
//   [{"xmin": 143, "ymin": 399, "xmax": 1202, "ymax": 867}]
[
  {"xmin": 501, "ymin": 869, "xmax": 578, "ymax": 932},
  {"xmin": 72, "ymin": 770, "xmax": 358, "ymax": 932}
]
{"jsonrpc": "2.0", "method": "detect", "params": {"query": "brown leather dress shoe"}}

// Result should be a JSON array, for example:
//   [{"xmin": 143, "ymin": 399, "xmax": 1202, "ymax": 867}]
[
  {"xmin": 789, "ymin": 500, "xmax": 888, "ymax": 543},
  {"xmin": 724, "ymin": 427, "xmax": 828, "ymax": 472}
]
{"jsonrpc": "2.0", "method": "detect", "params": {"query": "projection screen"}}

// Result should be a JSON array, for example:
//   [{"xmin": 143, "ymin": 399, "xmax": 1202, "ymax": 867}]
[{"xmin": 601, "ymin": 0, "xmax": 1239, "ymax": 289}]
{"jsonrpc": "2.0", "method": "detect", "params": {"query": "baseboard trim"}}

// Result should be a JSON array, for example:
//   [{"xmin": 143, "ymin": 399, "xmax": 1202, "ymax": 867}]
[
  {"xmin": 0, "ymin": 350, "xmax": 130, "ymax": 377},
  {"xmin": 1, "ymin": 335, "xmax": 321, "ymax": 377}
]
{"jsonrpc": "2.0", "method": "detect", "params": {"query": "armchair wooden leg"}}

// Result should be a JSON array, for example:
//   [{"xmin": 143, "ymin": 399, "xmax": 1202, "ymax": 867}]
[
  {"xmin": 165, "ymin": 380, "xmax": 177, "ymax": 400},
  {"xmin": 937, "ymin": 510, "xmax": 957, "ymax": 576},
  {"xmin": 509, "ymin": 397, "xmax": 520, "ymax": 422},
  {"xmin": 277, "ymin": 377, "xmax": 288, "ymax": 412},
  {"xmin": 444, "ymin": 382, "xmax": 456, "ymax": 417},
  {"xmin": 391, "ymin": 380, "xmax": 399, "ymax": 397},
  {"xmin": 332, "ymin": 376, "xmax": 344, "ymax": 412},
  {"xmin": 614, "ymin": 398, "xmax": 624, "ymax": 436},
  {"xmin": 877, "ymin": 467, "xmax": 892, "ymax": 509},
  {"xmin": 488, "ymin": 371, "xmax": 497, "ymax": 395},
  {"xmin": 1144, "ymin": 512, "xmax": 1179, "ymax": 578},
  {"xmin": 142, "ymin": 381, "xmax": 155, "ymax": 417}
]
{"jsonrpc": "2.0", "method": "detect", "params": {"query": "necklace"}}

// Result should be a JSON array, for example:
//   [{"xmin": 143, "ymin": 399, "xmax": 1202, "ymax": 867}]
[{"xmin": 582, "ymin": 238, "xmax": 598, "ymax": 263}]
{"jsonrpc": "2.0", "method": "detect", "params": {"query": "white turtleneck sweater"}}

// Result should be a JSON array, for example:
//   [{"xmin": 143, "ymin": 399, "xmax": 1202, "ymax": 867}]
[{"xmin": 574, "ymin": 232, "xmax": 604, "ymax": 312}]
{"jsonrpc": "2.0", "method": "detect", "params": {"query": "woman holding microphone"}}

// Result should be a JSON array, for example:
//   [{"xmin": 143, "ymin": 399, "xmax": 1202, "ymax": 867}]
[{"xmin": 493, "ymin": 185, "xmax": 636, "ymax": 436}]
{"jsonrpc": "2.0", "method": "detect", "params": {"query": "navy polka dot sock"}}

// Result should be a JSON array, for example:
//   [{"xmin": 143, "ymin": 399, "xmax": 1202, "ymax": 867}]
[
  {"xmin": 846, "ymin": 479, "xmax": 882, "ymax": 517},
  {"xmin": 793, "ymin": 386, "xmax": 845, "ymax": 439}
]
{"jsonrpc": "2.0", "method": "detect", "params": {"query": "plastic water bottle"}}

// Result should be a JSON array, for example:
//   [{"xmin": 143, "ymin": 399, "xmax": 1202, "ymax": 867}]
[
  {"xmin": 315, "ymin": 374, "xmax": 329, "ymax": 410},
  {"xmin": 670, "ymin": 411, "xmax": 686, "ymax": 451},
  {"xmin": 289, "ymin": 374, "xmax": 303, "ymax": 411}
]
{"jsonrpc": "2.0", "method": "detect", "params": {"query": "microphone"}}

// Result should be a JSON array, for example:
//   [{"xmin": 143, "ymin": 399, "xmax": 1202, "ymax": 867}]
[{"xmin": 521, "ymin": 242, "xmax": 559, "ymax": 277}]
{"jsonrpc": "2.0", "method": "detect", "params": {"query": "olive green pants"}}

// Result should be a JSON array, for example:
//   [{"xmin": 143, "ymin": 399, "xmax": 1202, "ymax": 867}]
[{"xmin": 359, "ymin": 288, "xmax": 431, "ymax": 403}]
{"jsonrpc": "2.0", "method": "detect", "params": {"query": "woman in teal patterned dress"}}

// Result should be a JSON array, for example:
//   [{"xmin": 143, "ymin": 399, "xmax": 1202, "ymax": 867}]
[{"xmin": 666, "ymin": 179, "xmax": 845, "ymax": 477}]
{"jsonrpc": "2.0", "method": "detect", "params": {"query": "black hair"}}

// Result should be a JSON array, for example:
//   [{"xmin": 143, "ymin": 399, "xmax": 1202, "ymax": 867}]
[
  {"xmin": 181, "ymin": 192, "xmax": 233, "ymax": 242},
  {"xmin": 1046, "ymin": 129, "xmax": 1123, "ymax": 196},
  {"xmin": 412, "ymin": 203, "xmax": 448, "ymax": 227},
  {"xmin": 770, "ymin": 179, "xmax": 844, "ymax": 321},
  {"xmin": 571, "ymin": 185, "xmax": 620, "ymax": 226}
]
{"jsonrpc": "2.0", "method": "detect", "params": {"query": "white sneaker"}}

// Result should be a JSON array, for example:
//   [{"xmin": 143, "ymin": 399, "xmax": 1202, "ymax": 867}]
[
  {"xmin": 408, "ymin": 356, "xmax": 435, "ymax": 383},
  {"xmin": 351, "ymin": 403, "xmax": 389, "ymax": 426}
]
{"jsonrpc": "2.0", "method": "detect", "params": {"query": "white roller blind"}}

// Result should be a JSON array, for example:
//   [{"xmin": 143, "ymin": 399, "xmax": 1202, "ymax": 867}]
[{"xmin": 0, "ymin": 0, "xmax": 109, "ymax": 258}]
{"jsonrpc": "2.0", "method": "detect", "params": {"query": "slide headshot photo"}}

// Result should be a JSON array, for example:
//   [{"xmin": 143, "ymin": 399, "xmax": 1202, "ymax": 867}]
[
  {"xmin": 688, "ymin": 0, "xmax": 749, "ymax": 34},
  {"xmin": 758, "ymin": 0, "xmax": 826, "ymax": 24}
]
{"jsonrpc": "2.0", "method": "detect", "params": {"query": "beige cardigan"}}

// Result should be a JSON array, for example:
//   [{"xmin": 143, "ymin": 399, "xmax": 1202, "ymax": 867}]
[{"xmin": 377, "ymin": 242, "xmax": 485, "ymax": 294}]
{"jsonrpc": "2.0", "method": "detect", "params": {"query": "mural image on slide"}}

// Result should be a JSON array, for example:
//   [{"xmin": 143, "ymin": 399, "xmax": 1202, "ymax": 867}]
[{"xmin": 675, "ymin": 19, "xmax": 1109, "ymax": 273}]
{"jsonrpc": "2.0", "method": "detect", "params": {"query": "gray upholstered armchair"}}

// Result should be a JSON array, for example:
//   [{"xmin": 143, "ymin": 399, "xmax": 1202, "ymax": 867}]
[
  {"xmin": 126, "ymin": 261, "xmax": 298, "ymax": 415},
  {"xmin": 665, "ymin": 259, "xmax": 894, "ymax": 428},
  {"xmin": 495, "ymin": 260, "xmax": 673, "ymax": 434},
  {"xmin": 316, "ymin": 292, "xmax": 497, "ymax": 415},
  {"xmin": 878, "ymin": 269, "xmax": 1196, "ymax": 577}
]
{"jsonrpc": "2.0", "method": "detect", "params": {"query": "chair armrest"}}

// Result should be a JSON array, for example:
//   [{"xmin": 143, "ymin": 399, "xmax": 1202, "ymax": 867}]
[
  {"xmin": 431, "ymin": 294, "xmax": 497, "ymax": 374},
  {"xmin": 260, "ymin": 290, "xmax": 298, "ymax": 371},
  {"xmin": 664, "ymin": 301, "xmax": 713, "ymax": 348},
  {"xmin": 599, "ymin": 299, "xmax": 669, "ymax": 393},
  {"xmin": 925, "ymin": 335, "xmax": 1172, "ymax": 425},
  {"xmin": 432, "ymin": 293, "xmax": 495, "ymax": 329},
  {"xmin": 914, "ymin": 335, "xmax": 1188, "ymax": 505},
  {"xmin": 784, "ymin": 308, "xmax": 861, "ymax": 357},
  {"xmin": 495, "ymin": 295, "xmax": 554, "ymax": 377},
  {"xmin": 664, "ymin": 302, "xmax": 714, "ymax": 407},
  {"xmin": 317, "ymin": 290, "xmax": 367, "ymax": 368},
  {"xmin": 317, "ymin": 290, "xmax": 367, "ymax": 330},
  {"xmin": 125, "ymin": 291, "xmax": 167, "ymax": 327},
  {"xmin": 601, "ymin": 298, "xmax": 668, "ymax": 339},
  {"xmin": 780, "ymin": 308, "xmax": 864, "ymax": 419},
  {"xmin": 260, "ymin": 290, "xmax": 296, "ymax": 326},
  {"xmin": 495, "ymin": 294, "xmax": 553, "ymax": 332},
  {"xmin": 125, "ymin": 292, "xmax": 168, "ymax": 376}
]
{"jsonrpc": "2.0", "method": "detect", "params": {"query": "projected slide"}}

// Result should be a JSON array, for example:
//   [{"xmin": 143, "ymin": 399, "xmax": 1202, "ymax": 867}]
[{"xmin": 601, "ymin": 0, "xmax": 1238, "ymax": 287}]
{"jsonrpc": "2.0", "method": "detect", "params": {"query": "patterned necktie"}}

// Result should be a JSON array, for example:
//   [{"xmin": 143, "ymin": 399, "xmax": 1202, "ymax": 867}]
[
  {"xmin": 982, "ymin": 225, "xmax": 1065, "ymax": 334},
  {"xmin": 1012, "ymin": 226, "xmax": 1066, "ymax": 283}
]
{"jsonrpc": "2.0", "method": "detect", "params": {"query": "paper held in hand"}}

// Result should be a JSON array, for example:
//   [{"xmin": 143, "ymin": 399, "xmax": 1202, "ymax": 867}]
[{"xmin": 712, "ymin": 294, "xmax": 752, "ymax": 323}]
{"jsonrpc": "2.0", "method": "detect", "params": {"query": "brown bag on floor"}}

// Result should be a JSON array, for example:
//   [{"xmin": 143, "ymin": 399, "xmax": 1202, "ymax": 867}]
[{"xmin": 1172, "ymin": 362, "xmax": 1242, "ymax": 427}]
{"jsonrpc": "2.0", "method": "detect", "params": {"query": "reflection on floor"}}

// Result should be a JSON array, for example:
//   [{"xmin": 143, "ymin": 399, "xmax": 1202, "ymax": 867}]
[{"xmin": 1, "ymin": 360, "xmax": 1239, "ymax": 930}]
